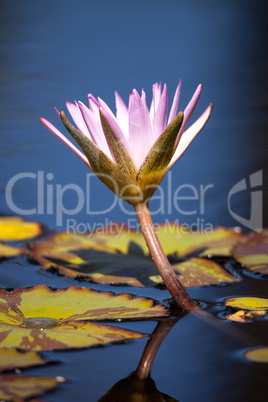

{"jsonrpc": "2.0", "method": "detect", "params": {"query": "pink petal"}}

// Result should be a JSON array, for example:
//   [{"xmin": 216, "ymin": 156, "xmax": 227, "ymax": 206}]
[
  {"xmin": 149, "ymin": 82, "xmax": 162, "ymax": 121},
  {"xmin": 128, "ymin": 89, "xmax": 153, "ymax": 168},
  {"xmin": 174, "ymin": 84, "xmax": 202, "ymax": 149},
  {"xmin": 166, "ymin": 103, "xmax": 213, "ymax": 172},
  {"xmin": 167, "ymin": 80, "xmax": 181, "ymax": 124},
  {"xmin": 78, "ymin": 101, "xmax": 113, "ymax": 160},
  {"xmin": 66, "ymin": 101, "xmax": 91, "ymax": 138},
  {"xmin": 39, "ymin": 116, "xmax": 91, "ymax": 168},
  {"xmin": 98, "ymin": 97, "xmax": 116, "ymax": 119},
  {"xmin": 152, "ymin": 83, "xmax": 168, "ymax": 141},
  {"xmin": 115, "ymin": 91, "xmax": 129, "ymax": 138},
  {"xmin": 181, "ymin": 84, "xmax": 202, "ymax": 133},
  {"xmin": 88, "ymin": 94, "xmax": 100, "ymax": 117}
]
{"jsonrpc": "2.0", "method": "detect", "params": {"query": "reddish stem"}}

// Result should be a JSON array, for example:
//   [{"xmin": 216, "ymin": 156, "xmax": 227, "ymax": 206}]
[{"xmin": 135, "ymin": 202, "xmax": 198, "ymax": 311}]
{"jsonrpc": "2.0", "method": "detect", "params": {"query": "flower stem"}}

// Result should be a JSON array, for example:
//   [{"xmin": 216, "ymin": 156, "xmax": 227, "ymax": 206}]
[{"xmin": 134, "ymin": 202, "xmax": 198, "ymax": 311}]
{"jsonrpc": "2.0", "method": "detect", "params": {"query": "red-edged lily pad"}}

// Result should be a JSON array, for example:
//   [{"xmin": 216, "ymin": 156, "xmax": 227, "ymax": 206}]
[{"xmin": 0, "ymin": 285, "xmax": 167, "ymax": 351}]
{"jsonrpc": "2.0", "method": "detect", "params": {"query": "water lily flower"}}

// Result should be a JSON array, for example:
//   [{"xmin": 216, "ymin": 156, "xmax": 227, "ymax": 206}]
[
  {"xmin": 40, "ymin": 81, "xmax": 212, "ymax": 311},
  {"xmin": 40, "ymin": 81, "xmax": 212, "ymax": 205}
]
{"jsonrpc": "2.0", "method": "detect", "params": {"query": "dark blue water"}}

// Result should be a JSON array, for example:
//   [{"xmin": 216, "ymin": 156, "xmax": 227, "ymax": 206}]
[{"xmin": 1, "ymin": 1, "xmax": 268, "ymax": 401}]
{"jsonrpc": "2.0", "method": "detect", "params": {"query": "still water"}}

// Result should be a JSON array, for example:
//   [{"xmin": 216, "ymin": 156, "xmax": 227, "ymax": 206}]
[{"xmin": 0, "ymin": 1, "xmax": 268, "ymax": 401}]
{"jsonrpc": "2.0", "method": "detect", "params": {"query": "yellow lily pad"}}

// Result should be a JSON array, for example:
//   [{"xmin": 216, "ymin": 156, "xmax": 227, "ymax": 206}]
[
  {"xmin": 232, "ymin": 230, "xmax": 268, "ymax": 274},
  {"xmin": 0, "ymin": 217, "xmax": 42, "ymax": 241},
  {"xmin": 156, "ymin": 224, "xmax": 243, "ymax": 257},
  {"xmin": 0, "ymin": 349, "xmax": 53, "ymax": 372},
  {"xmin": 149, "ymin": 257, "xmax": 239, "ymax": 287},
  {"xmin": 225, "ymin": 297, "xmax": 268, "ymax": 311},
  {"xmin": 244, "ymin": 347, "xmax": 268, "ymax": 363},
  {"xmin": 0, "ymin": 285, "xmax": 167, "ymax": 351},
  {"xmin": 0, "ymin": 243, "xmax": 25, "ymax": 258},
  {"xmin": 31, "ymin": 231, "xmax": 239, "ymax": 288},
  {"xmin": 0, "ymin": 374, "xmax": 64, "ymax": 401},
  {"xmin": 86, "ymin": 223, "xmax": 243, "ymax": 257}
]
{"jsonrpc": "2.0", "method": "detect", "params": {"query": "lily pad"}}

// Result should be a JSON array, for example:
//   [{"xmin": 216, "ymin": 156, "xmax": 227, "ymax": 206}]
[
  {"xmin": 244, "ymin": 347, "xmax": 268, "ymax": 363},
  {"xmin": 0, "ymin": 348, "xmax": 53, "ymax": 372},
  {"xmin": 149, "ymin": 257, "xmax": 239, "ymax": 287},
  {"xmin": 225, "ymin": 297, "xmax": 268, "ymax": 311},
  {"xmin": 31, "ymin": 232, "xmax": 239, "ymax": 288},
  {"xmin": 0, "ymin": 285, "xmax": 167, "ymax": 351},
  {"xmin": 156, "ymin": 224, "xmax": 243, "ymax": 257},
  {"xmin": 0, "ymin": 216, "xmax": 42, "ymax": 241},
  {"xmin": 85, "ymin": 223, "xmax": 243, "ymax": 257},
  {"xmin": 0, "ymin": 374, "xmax": 64, "ymax": 401},
  {"xmin": 0, "ymin": 243, "xmax": 25, "ymax": 258},
  {"xmin": 225, "ymin": 309, "xmax": 267, "ymax": 323},
  {"xmin": 232, "ymin": 230, "xmax": 268, "ymax": 274}
]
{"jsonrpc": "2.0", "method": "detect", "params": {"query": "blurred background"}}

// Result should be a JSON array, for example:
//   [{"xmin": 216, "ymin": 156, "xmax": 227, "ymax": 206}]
[{"xmin": 1, "ymin": 0, "xmax": 267, "ymax": 232}]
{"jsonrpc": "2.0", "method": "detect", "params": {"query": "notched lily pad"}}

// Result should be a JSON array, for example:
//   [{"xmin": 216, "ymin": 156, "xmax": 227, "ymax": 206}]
[
  {"xmin": 244, "ymin": 347, "xmax": 268, "ymax": 363},
  {"xmin": 0, "ymin": 216, "xmax": 42, "ymax": 241},
  {"xmin": 0, "ymin": 285, "xmax": 167, "ymax": 351},
  {"xmin": 0, "ymin": 348, "xmax": 54, "ymax": 372},
  {"xmin": 0, "ymin": 373, "xmax": 64, "ymax": 401},
  {"xmin": 149, "ymin": 257, "xmax": 239, "ymax": 287},
  {"xmin": 232, "ymin": 230, "xmax": 268, "ymax": 274}
]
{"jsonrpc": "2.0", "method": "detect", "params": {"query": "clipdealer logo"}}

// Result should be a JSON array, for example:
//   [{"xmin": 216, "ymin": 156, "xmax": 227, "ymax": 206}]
[{"xmin": 228, "ymin": 170, "xmax": 263, "ymax": 232}]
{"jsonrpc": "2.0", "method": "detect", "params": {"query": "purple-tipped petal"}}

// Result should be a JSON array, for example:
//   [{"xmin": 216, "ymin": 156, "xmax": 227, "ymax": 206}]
[
  {"xmin": 115, "ymin": 91, "xmax": 129, "ymax": 137},
  {"xmin": 128, "ymin": 89, "xmax": 153, "ymax": 168},
  {"xmin": 39, "ymin": 116, "xmax": 91, "ymax": 168},
  {"xmin": 78, "ymin": 101, "xmax": 113, "ymax": 160},
  {"xmin": 166, "ymin": 103, "xmax": 213, "ymax": 172},
  {"xmin": 168, "ymin": 80, "xmax": 181, "ymax": 124},
  {"xmin": 152, "ymin": 83, "xmax": 168, "ymax": 141}
]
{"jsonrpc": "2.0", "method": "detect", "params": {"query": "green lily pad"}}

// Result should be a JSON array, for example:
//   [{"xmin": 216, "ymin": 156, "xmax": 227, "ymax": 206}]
[
  {"xmin": 0, "ymin": 374, "xmax": 65, "ymax": 401},
  {"xmin": 0, "ymin": 348, "xmax": 54, "ymax": 372},
  {"xmin": 0, "ymin": 285, "xmax": 167, "ymax": 351},
  {"xmin": 0, "ymin": 217, "xmax": 42, "ymax": 241},
  {"xmin": 244, "ymin": 347, "xmax": 268, "ymax": 363},
  {"xmin": 232, "ymin": 230, "xmax": 268, "ymax": 274}
]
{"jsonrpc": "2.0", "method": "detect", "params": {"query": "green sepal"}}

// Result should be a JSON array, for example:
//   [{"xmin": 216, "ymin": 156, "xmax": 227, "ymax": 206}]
[
  {"xmin": 99, "ymin": 108, "xmax": 137, "ymax": 179},
  {"xmin": 137, "ymin": 111, "xmax": 184, "ymax": 199},
  {"xmin": 60, "ymin": 112, "xmax": 141, "ymax": 203}
]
